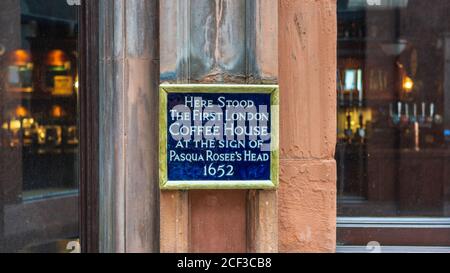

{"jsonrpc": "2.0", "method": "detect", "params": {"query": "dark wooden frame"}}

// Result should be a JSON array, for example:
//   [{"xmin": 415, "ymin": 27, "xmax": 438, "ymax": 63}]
[{"xmin": 79, "ymin": 0, "xmax": 99, "ymax": 253}]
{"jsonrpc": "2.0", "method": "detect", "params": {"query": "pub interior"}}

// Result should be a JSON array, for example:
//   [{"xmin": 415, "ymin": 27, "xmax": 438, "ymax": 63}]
[
  {"xmin": 337, "ymin": 0, "xmax": 450, "ymax": 218},
  {"xmin": 0, "ymin": 0, "xmax": 78, "ymax": 252}
]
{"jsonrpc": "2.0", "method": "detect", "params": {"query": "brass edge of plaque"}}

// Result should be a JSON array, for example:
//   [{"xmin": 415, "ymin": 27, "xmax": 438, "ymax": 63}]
[
  {"xmin": 159, "ymin": 84, "xmax": 280, "ymax": 190},
  {"xmin": 271, "ymin": 87, "xmax": 280, "ymax": 189},
  {"xmin": 159, "ymin": 84, "xmax": 278, "ymax": 94},
  {"xmin": 159, "ymin": 87, "xmax": 169, "ymax": 188},
  {"xmin": 163, "ymin": 181, "xmax": 275, "ymax": 190}
]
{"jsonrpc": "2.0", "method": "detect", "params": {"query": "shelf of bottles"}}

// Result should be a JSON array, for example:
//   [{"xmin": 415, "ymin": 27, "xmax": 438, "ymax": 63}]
[
  {"xmin": 338, "ymin": 65, "xmax": 444, "ymax": 150},
  {"xmin": 1, "ymin": 48, "xmax": 78, "ymax": 154},
  {"xmin": 337, "ymin": 65, "xmax": 369, "ymax": 146},
  {"xmin": 337, "ymin": 68, "xmax": 444, "ymax": 146},
  {"xmin": 337, "ymin": 14, "xmax": 446, "ymax": 150},
  {"xmin": 337, "ymin": 12, "xmax": 369, "ymax": 147}
]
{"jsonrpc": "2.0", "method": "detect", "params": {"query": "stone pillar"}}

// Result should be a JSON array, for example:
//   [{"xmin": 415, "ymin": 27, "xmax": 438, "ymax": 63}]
[
  {"xmin": 278, "ymin": 0, "xmax": 337, "ymax": 253},
  {"xmin": 160, "ymin": 0, "xmax": 278, "ymax": 253},
  {"xmin": 98, "ymin": 0, "xmax": 160, "ymax": 253}
]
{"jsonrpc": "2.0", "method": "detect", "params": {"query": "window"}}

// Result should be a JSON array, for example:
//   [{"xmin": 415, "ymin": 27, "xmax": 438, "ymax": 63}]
[
  {"xmin": 337, "ymin": 0, "xmax": 450, "ymax": 250},
  {"xmin": 0, "ymin": 0, "xmax": 79, "ymax": 253}
]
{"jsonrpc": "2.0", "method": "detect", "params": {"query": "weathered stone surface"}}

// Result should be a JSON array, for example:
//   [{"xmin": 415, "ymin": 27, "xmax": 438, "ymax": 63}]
[
  {"xmin": 278, "ymin": 0, "xmax": 337, "ymax": 253},
  {"xmin": 279, "ymin": 160, "xmax": 336, "ymax": 253},
  {"xmin": 99, "ymin": 0, "xmax": 159, "ymax": 253},
  {"xmin": 279, "ymin": 0, "xmax": 337, "ymax": 160},
  {"xmin": 160, "ymin": 0, "xmax": 279, "ymax": 253}
]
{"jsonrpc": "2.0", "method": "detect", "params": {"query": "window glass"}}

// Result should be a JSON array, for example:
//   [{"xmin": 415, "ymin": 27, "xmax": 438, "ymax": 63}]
[
  {"xmin": 337, "ymin": 0, "xmax": 450, "ymax": 219},
  {"xmin": 0, "ymin": 0, "xmax": 79, "ymax": 253}
]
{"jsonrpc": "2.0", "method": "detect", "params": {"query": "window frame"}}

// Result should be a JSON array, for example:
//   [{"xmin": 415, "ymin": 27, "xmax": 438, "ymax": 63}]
[
  {"xmin": 336, "ymin": 1, "xmax": 450, "ymax": 251},
  {"xmin": 79, "ymin": 0, "xmax": 99, "ymax": 253}
]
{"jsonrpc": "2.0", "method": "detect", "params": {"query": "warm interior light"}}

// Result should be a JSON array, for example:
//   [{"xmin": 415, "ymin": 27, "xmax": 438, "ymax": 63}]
[
  {"xmin": 46, "ymin": 50, "xmax": 68, "ymax": 67},
  {"xmin": 9, "ymin": 120, "xmax": 22, "ymax": 130},
  {"xmin": 74, "ymin": 74, "xmax": 79, "ymax": 90},
  {"xmin": 15, "ymin": 106, "xmax": 28, "ymax": 118},
  {"xmin": 403, "ymin": 76, "xmax": 414, "ymax": 92},
  {"xmin": 51, "ymin": 105, "xmax": 64, "ymax": 118},
  {"xmin": 37, "ymin": 127, "xmax": 46, "ymax": 143},
  {"xmin": 11, "ymin": 49, "xmax": 31, "ymax": 66},
  {"xmin": 22, "ymin": 118, "xmax": 35, "ymax": 129},
  {"xmin": 338, "ymin": 108, "xmax": 373, "ymax": 139}
]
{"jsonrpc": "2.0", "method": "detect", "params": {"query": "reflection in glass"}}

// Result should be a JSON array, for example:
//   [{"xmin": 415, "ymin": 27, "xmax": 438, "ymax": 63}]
[
  {"xmin": 0, "ymin": 0, "xmax": 79, "ymax": 253},
  {"xmin": 337, "ymin": 0, "xmax": 450, "ymax": 219}
]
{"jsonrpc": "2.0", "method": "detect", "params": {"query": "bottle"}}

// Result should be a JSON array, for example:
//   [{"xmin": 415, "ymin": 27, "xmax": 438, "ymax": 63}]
[
  {"xmin": 45, "ymin": 50, "xmax": 73, "ymax": 96},
  {"xmin": 354, "ymin": 111, "xmax": 366, "ymax": 144},
  {"xmin": 344, "ymin": 110, "xmax": 353, "ymax": 143},
  {"xmin": 7, "ymin": 105, "xmax": 30, "ymax": 147},
  {"xmin": 7, "ymin": 49, "xmax": 33, "ymax": 93}
]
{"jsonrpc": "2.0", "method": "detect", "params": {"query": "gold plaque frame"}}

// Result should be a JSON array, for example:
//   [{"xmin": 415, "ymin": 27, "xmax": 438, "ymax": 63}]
[{"xmin": 159, "ymin": 84, "xmax": 279, "ymax": 190}]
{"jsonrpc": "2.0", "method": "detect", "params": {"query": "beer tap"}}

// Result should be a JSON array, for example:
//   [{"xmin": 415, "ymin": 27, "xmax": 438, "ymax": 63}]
[
  {"xmin": 427, "ymin": 103, "xmax": 435, "ymax": 124},
  {"xmin": 401, "ymin": 103, "xmax": 410, "ymax": 126},
  {"xmin": 410, "ymin": 103, "xmax": 418, "ymax": 124},
  {"xmin": 419, "ymin": 102, "xmax": 426, "ymax": 125},
  {"xmin": 392, "ymin": 102, "xmax": 401, "ymax": 126},
  {"xmin": 344, "ymin": 110, "xmax": 353, "ymax": 143},
  {"xmin": 356, "ymin": 112, "xmax": 366, "ymax": 144}
]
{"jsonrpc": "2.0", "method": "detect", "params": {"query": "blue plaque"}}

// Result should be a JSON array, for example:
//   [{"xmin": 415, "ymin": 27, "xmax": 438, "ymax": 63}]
[{"xmin": 159, "ymin": 84, "xmax": 279, "ymax": 190}]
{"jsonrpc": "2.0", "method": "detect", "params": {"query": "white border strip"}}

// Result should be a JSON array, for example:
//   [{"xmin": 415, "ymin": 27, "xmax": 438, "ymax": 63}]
[
  {"xmin": 338, "ymin": 217, "xmax": 450, "ymax": 228},
  {"xmin": 163, "ymin": 180, "xmax": 274, "ymax": 190},
  {"xmin": 337, "ymin": 246, "xmax": 450, "ymax": 253}
]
